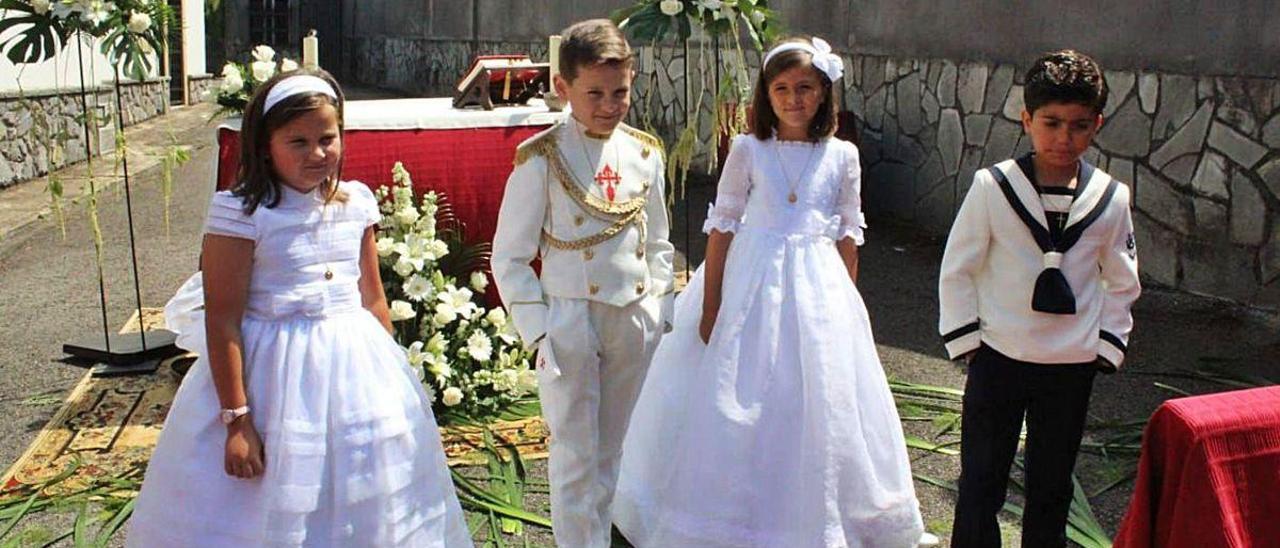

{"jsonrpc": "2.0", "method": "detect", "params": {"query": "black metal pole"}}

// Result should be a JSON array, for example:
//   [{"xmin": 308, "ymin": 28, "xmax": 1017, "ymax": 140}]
[
  {"xmin": 76, "ymin": 31, "xmax": 113, "ymax": 353},
  {"xmin": 683, "ymin": 38, "xmax": 691, "ymax": 278},
  {"xmin": 113, "ymin": 67, "xmax": 148, "ymax": 350}
]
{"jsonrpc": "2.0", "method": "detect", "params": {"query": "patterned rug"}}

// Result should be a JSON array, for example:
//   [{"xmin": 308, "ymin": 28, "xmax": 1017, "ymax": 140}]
[{"xmin": 0, "ymin": 309, "xmax": 547, "ymax": 497}]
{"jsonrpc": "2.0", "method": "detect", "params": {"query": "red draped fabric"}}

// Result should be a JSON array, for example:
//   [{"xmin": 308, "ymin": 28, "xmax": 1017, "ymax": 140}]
[{"xmin": 1113, "ymin": 386, "xmax": 1280, "ymax": 548}]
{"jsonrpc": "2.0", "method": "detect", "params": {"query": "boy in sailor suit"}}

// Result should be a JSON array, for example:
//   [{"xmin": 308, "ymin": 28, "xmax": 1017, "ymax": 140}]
[
  {"xmin": 938, "ymin": 50, "xmax": 1140, "ymax": 548},
  {"xmin": 490, "ymin": 19, "xmax": 673, "ymax": 548}
]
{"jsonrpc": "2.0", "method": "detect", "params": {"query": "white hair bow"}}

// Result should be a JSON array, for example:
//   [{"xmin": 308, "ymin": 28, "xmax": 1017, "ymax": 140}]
[{"xmin": 763, "ymin": 36, "xmax": 844, "ymax": 83}]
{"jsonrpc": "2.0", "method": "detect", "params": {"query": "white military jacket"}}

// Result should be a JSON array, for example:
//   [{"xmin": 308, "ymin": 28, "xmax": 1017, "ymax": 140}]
[
  {"xmin": 938, "ymin": 159, "xmax": 1141, "ymax": 368},
  {"xmin": 492, "ymin": 117, "xmax": 675, "ymax": 346}
]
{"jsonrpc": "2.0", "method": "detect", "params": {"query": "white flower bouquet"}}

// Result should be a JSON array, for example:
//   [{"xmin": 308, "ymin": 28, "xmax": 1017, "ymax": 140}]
[
  {"xmin": 375, "ymin": 162, "xmax": 536, "ymax": 421},
  {"xmin": 209, "ymin": 44, "xmax": 300, "ymax": 116}
]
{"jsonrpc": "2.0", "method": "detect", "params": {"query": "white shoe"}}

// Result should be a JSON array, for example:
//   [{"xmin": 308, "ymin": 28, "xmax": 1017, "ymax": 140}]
[{"xmin": 918, "ymin": 532, "xmax": 941, "ymax": 547}]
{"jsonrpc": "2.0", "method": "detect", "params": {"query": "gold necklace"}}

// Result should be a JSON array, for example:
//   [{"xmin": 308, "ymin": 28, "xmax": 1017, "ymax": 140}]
[
  {"xmin": 774, "ymin": 138, "xmax": 818, "ymax": 204},
  {"xmin": 316, "ymin": 182, "xmax": 334, "ymax": 281},
  {"xmin": 576, "ymin": 123, "xmax": 621, "ymax": 202}
]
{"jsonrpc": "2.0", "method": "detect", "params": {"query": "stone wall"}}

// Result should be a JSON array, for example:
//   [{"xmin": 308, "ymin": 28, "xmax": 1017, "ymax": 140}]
[
  {"xmin": 0, "ymin": 78, "xmax": 169, "ymax": 189},
  {"xmin": 839, "ymin": 53, "xmax": 1280, "ymax": 305},
  {"xmin": 187, "ymin": 74, "xmax": 222, "ymax": 105}
]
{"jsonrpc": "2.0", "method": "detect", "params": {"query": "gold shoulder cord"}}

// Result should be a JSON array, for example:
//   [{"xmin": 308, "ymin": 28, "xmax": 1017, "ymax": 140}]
[{"xmin": 518, "ymin": 127, "xmax": 650, "ymax": 252}]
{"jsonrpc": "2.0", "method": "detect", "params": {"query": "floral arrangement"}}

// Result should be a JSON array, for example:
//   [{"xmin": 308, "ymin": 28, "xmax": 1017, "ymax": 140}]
[
  {"xmin": 0, "ymin": 0, "xmax": 174, "ymax": 80},
  {"xmin": 375, "ymin": 162, "xmax": 536, "ymax": 420},
  {"xmin": 613, "ymin": 0, "xmax": 778, "ymax": 47},
  {"xmin": 208, "ymin": 44, "xmax": 299, "ymax": 117}
]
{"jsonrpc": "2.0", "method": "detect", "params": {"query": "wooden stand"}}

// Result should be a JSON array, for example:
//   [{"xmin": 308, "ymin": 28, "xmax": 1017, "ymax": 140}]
[{"xmin": 454, "ymin": 60, "xmax": 552, "ymax": 110}]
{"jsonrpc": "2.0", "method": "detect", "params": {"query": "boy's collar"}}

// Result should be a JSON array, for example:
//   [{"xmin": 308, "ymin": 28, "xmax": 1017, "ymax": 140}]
[{"xmin": 1000, "ymin": 156, "xmax": 1109, "ymax": 231}]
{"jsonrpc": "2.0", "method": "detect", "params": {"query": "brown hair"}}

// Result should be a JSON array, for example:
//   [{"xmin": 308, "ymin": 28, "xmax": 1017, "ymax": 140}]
[
  {"xmin": 234, "ymin": 68, "xmax": 346, "ymax": 214},
  {"xmin": 558, "ymin": 19, "xmax": 633, "ymax": 82},
  {"xmin": 1024, "ymin": 49, "xmax": 1108, "ymax": 115},
  {"xmin": 750, "ymin": 38, "xmax": 839, "ymax": 141}
]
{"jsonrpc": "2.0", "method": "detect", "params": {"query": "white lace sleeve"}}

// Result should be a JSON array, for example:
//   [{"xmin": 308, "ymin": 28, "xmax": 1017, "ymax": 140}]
[
  {"xmin": 702, "ymin": 134, "xmax": 753, "ymax": 234},
  {"xmin": 203, "ymin": 191, "xmax": 256, "ymax": 240},
  {"xmin": 835, "ymin": 142, "xmax": 867, "ymax": 245}
]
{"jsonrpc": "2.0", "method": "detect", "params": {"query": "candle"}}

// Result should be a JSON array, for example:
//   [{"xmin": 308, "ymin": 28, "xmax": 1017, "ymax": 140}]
[
  {"xmin": 549, "ymin": 35, "xmax": 561, "ymax": 81},
  {"xmin": 303, "ymin": 30, "xmax": 319, "ymax": 69}
]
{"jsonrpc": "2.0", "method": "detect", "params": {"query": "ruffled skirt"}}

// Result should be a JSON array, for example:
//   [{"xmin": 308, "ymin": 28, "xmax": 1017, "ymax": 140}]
[{"xmin": 127, "ymin": 275, "xmax": 471, "ymax": 547}]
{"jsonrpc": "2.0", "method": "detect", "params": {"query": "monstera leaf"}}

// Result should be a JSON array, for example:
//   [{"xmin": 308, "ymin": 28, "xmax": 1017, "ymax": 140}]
[{"xmin": 0, "ymin": 1, "xmax": 71, "ymax": 64}]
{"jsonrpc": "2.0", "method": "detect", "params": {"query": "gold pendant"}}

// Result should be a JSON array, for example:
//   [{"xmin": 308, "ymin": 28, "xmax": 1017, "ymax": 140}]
[
  {"xmin": 324, "ymin": 270, "xmax": 333, "ymax": 280},
  {"xmin": 788, "ymin": 192, "xmax": 798, "ymax": 203}
]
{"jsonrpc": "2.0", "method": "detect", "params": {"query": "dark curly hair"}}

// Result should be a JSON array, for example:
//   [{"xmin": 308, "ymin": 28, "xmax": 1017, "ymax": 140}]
[{"xmin": 1023, "ymin": 50, "xmax": 1108, "ymax": 115}]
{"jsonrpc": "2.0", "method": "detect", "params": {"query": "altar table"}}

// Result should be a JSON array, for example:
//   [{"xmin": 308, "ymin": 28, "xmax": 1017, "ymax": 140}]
[
  {"xmin": 216, "ymin": 97, "xmax": 565, "ymax": 245},
  {"xmin": 1112, "ymin": 385, "xmax": 1280, "ymax": 548}
]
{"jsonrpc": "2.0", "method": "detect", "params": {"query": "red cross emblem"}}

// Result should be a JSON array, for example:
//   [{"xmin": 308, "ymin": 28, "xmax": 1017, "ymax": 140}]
[{"xmin": 594, "ymin": 164, "xmax": 622, "ymax": 202}]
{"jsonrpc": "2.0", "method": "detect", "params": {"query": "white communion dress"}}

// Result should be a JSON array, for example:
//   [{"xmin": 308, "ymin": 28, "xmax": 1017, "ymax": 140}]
[
  {"xmin": 613, "ymin": 135, "xmax": 925, "ymax": 547},
  {"xmin": 127, "ymin": 182, "xmax": 472, "ymax": 547}
]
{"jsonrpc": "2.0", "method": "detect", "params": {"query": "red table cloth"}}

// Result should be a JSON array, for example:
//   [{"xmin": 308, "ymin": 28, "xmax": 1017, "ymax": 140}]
[
  {"xmin": 216, "ymin": 97, "xmax": 565, "ymax": 246},
  {"xmin": 1113, "ymin": 385, "xmax": 1280, "ymax": 548}
]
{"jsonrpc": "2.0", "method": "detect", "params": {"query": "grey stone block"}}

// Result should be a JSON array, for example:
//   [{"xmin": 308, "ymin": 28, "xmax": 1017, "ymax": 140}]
[
  {"xmin": 915, "ymin": 152, "xmax": 947, "ymax": 198},
  {"xmin": 897, "ymin": 71, "xmax": 924, "ymax": 135},
  {"xmin": 959, "ymin": 147, "xmax": 985, "ymax": 185},
  {"xmin": 939, "ymin": 109, "xmax": 964, "ymax": 176},
  {"xmin": 981, "ymin": 118, "xmax": 1023, "ymax": 168},
  {"xmin": 1150, "ymin": 100, "xmax": 1214, "ymax": 169},
  {"xmin": 1104, "ymin": 71, "xmax": 1135, "ymax": 118},
  {"xmin": 1208, "ymin": 121, "xmax": 1268, "ymax": 169},
  {"xmin": 863, "ymin": 57, "xmax": 885, "ymax": 94},
  {"xmin": 983, "ymin": 65, "xmax": 1014, "ymax": 115},
  {"xmin": 1192, "ymin": 195, "xmax": 1229, "ymax": 240},
  {"xmin": 1218, "ymin": 106, "xmax": 1258, "ymax": 136},
  {"xmin": 958, "ymin": 63, "xmax": 988, "ymax": 114},
  {"xmin": 922, "ymin": 91, "xmax": 940, "ymax": 125},
  {"xmin": 1262, "ymin": 222, "xmax": 1280, "ymax": 284},
  {"xmin": 865, "ymin": 87, "xmax": 888, "ymax": 131},
  {"xmin": 939, "ymin": 61, "xmax": 958, "ymax": 107},
  {"xmin": 965, "ymin": 114, "xmax": 993, "ymax": 147},
  {"xmin": 1094, "ymin": 98, "xmax": 1152, "ymax": 158},
  {"xmin": 1198, "ymin": 77, "xmax": 1215, "ymax": 101},
  {"xmin": 1109, "ymin": 158, "xmax": 1135, "ymax": 190},
  {"xmin": 1134, "ymin": 212, "xmax": 1179, "ymax": 287},
  {"xmin": 1136, "ymin": 164, "xmax": 1195, "ymax": 235},
  {"xmin": 1263, "ymin": 112, "xmax": 1280, "ymax": 149},
  {"xmin": 1182, "ymin": 239, "xmax": 1258, "ymax": 301},
  {"xmin": 1139, "ymin": 73, "xmax": 1159, "ymax": 114},
  {"xmin": 1002, "ymin": 85, "xmax": 1024, "ymax": 121},
  {"xmin": 1153, "ymin": 74, "xmax": 1198, "ymax": 141},
  {"xmin": 1162, "ymin": 155, "xmax": 1200, "ymax": 187},
  {"xmin": 916, "ymin": 176, "xmax": 957, "ymax": 236},
  {"xmin": 1231, "ymin": 172, "xmax": 1267, "ymax": 246},
  {"xmin": 1191, "ymin": 151, "xmax": 1230, "ymax": 199},
  {"xmin": 1260, "ymin": 159, "xmax": 1280, "ymax": 200}
]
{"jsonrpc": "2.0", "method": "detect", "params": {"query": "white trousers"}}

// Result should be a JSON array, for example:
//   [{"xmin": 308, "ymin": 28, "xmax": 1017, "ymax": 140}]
[{"xmin": 538, "ymin": 295, "xmax": 662, "ymax": 548}]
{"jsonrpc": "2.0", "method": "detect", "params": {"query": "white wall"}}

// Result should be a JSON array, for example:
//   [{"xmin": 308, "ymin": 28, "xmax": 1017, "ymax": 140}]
[
  {"xmin": 0, "ymin": 18, "xmax": 119, "ymax": 92},
  {"xmin": 182, "ymin": 0, "xmax": 206, "ymax": 76}
]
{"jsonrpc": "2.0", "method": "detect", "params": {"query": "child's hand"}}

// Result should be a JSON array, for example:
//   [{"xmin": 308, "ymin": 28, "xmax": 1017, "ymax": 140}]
[
  {"xmin": 225, "ymin": 418, "xmax": 265, "ymax": 479},
  {"xmin": 699, "ymin": 309, "xmax": 717, "ymax": 344}
]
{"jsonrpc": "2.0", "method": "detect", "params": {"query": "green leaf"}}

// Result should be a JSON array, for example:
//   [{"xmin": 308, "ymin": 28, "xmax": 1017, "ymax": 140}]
[{"xmin": 0, "ymin": 14, "xmax": 62, "ymax": 64}]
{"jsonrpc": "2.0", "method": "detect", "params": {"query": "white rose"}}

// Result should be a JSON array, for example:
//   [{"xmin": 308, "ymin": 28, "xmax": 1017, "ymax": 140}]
[
  {"xmin": 31, "ymin": 0, "xmax": 51, "ymax": 15},
  {"xmin": 251, "ymin": 60, "xmax": 275, "ymax": 82},
  {"xmin": 127, "ymin": 11, "xmax": 151, "ymax": 34},
  {"xmin": 389, "ymin": 300, "xmax": 416, "ymax": 321},
  {"xmin": 659, "ymin": 0, "xmax": 683, "ymax": 16},
  {"xmin": 220, "ymin": 62, "xmax": 241, "ymax": 79},
  {"xmin": 219, "ymin": 73, "xmax": 244, "ymax": 95},
  {"xmin": 469, "ymin": 271, "xmax": 489, "ymax": 292},
  {"xmin": 251, "ymin": 44, "xmax": 275, "ymax": 63},
  {"xmin": 442, "ymin": 387, "xmax": 464, "ymax": 407},
  {"xmin": 466, "ymin": 331, "xmax": 493, "ymax": 363},
  {"xmin": 485, "ymin": 307, "xmax": 507, "ymax": 329},
  {"xmin": 433, "ymin": 306, "xmax": 457, "ymax": 327},
  {"xmin": 394, "ymin": 206, "xmax": 420, "ymax": 227},
  {"xmin": 426, "ymin": 239, "xmax": 449, "ymax": 261},
  {"xmin": 375, "ymin": 237, "xmax": 395, "ymax": 257},
  {"xmin": 279, "ymin": 57, "xmax": 299, "ymax": 72},
  {"xmin": 393, "ymin": 257, "xmax": 415, "ymax": 278}
]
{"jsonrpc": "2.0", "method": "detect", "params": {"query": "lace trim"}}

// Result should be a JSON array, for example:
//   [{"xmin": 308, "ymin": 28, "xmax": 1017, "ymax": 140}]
[{"xmin": 702, "ymin": 215, "xmax": 741, "ymax": 235}]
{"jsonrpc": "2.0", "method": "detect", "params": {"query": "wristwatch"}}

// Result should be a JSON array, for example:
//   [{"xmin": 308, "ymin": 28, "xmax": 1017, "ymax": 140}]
[{"xmin": 219, "ymin": 405, "xmax": 250, "ymax": 424}]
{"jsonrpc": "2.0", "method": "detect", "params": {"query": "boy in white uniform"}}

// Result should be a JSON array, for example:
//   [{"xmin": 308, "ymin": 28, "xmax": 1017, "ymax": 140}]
[
  {"xmin": 490, "ymin": 18, "xmax": 674, "ymax": 548},
  {"xmin": 939, "ymin": 50, "xmax": 1140, "ymax": 548}
]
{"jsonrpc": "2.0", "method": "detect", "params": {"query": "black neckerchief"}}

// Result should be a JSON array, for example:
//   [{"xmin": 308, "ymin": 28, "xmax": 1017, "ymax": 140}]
[{"xmin": 988, "ymin": 155, "xmax": 1118, "ymax": 315}]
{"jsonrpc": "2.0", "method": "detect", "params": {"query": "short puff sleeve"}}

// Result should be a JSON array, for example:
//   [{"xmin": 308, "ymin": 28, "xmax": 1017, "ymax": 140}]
[
  {"xmin": 343, "ymin": 181, "xmax": 383, "ymax": 228},
  {"xmin": 834, "ymin": 141, "xmax": 868, "ymax": 245},
  {"xmin": 702, "ymin": 134, "xmax": 753, "ymax": 234},
  {"xmin": 203, "ymin": 191, "xmax": 256, "ymax": 240}
]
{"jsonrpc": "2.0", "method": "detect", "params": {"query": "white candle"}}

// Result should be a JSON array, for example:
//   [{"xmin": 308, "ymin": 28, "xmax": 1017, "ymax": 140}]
[
  {"xmin": 303, "ymin": 31, "xmax": 319, "ymax": 69},
  {"xmin": 549, "ymin": 35, "xmax": 561, "ymax": 81}
]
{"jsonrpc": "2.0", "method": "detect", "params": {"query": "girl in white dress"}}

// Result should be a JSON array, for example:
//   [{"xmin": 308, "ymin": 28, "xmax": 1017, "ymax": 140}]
[
  {"xmin": 128, "ymin": 70, "xmax": 471, "ymax": 547},
  {"xmin": 612, "ymin": 38, "xmax": 927, "ymax": 547}
]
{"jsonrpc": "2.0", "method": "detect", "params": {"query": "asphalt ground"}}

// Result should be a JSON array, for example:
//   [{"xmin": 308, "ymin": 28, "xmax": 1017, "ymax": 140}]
[{"xmin": 0, "ymin": 101, "xmax": 1276, "ymax": 546}]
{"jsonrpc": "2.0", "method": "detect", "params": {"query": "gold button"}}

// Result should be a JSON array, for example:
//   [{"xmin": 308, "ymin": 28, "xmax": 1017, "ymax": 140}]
[
  {"xmin": 584, "ymin": 249, "xmax": 594, "ymax": 260},
  {"xmin": 574, "ymin": 215, "xmax": 584, "ymax": 226},
  {"xmin": 589, "ymin": 284, "xmax": 600, "ymax": 295},
  {"xmin": 635, "ymin": 248, "xmax": 645, "ymax": 259},
  {"xmin": 324, "ymin": 270, "xmax": 334, "ymax": 280},
  {"xmin": 642, "ymin": 180, "xmax": 651, "ymax": 190},
  {"xmin": 635, "ymin": 282, "xmax": 645, "ymax": 294},
  {"xmin": 642, "ymin": 146, "xmax": 651, "ymax": 159}
]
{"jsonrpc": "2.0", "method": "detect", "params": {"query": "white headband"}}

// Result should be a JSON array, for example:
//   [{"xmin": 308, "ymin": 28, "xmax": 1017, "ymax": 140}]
[
  {"xmin": 762, "ymin": 37, "xmax": 844, "ymax": 83},
  {"xmin": 263, "ymin": 75, "xmax": 338, "ymax": 114}
]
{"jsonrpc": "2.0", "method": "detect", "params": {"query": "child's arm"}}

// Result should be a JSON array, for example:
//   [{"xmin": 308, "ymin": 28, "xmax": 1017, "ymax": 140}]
[
  {"xmin": 644, "ymin": 156, "xmax": 675, "ymax": 299},
  {"xmin": 700, "ymin": 135, "xmax": 752, "ymax": 343},
  {"xmin": 201, "ymin": 234, "xmax": 264, "ymax": 479},
  {"xmin": 357, "ymin": 226, "xmax": 393, "ymax": 333},
  {"xmin": 491, "ymin": 154, "xmax": 551, "ymax": 349},
  {"xmin": 1096, "ymin": 185, "xmax": 1141, "ymax": 370},
  {"xmin": 835, "ymin": 142, "xmax": 867, "ymax": 284},
  {"xmin": 938, "ymin": 171, "xmax": 993, "ymax": 361}
]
